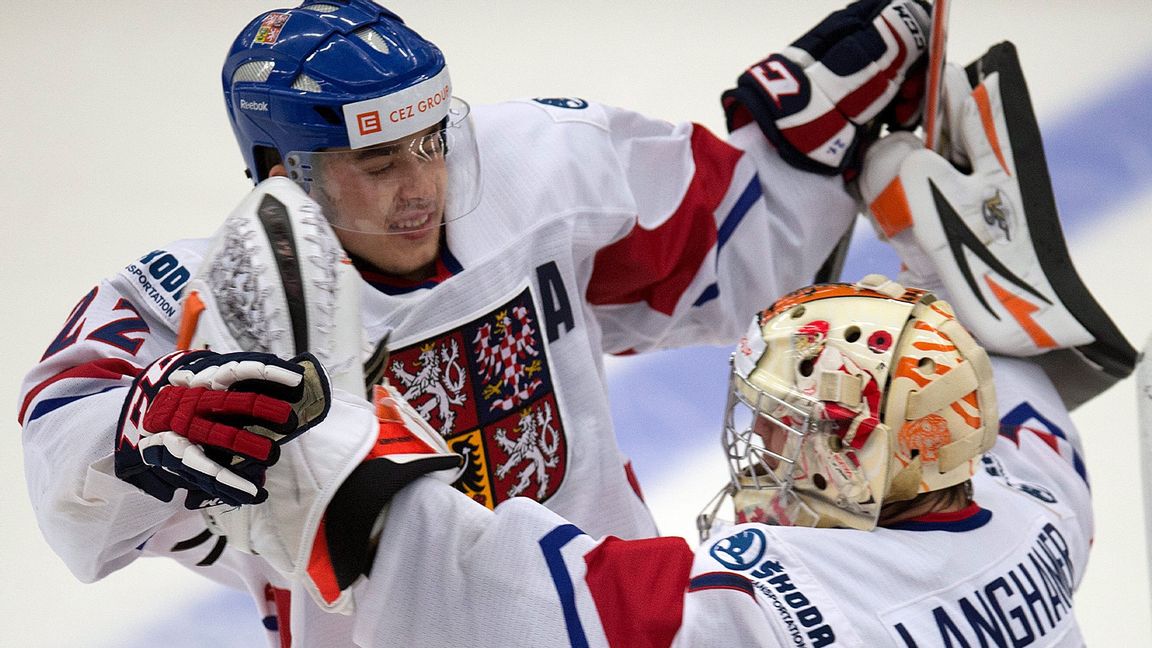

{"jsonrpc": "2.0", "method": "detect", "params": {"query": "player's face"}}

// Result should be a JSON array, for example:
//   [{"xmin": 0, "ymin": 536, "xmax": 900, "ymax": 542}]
[
  {"xmin": 311, "ymin": 126, "xmax": 449, "ymax": 279},
  {"xmin": 752, "ymin": 413, "xmax": 790, "ymax": 472}
]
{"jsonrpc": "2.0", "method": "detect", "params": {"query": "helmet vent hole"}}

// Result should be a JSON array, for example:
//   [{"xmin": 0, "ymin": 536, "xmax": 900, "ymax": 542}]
[
  {"xmin": 313, "ymin": 105, "xmax": 343, "ymax": 126},
  {"xmin": 844, "ymin": 326, "xmax": 861, "ymax": 343},
  {"xmin": 301, "ymin": 3, "xmax": 341, "ymax": 12},
  {"xmin": 799, "ymin": 359, "xmax": 814, "ymax": 377},
  {"xmin": 867, "ymin": 330, "xmax": 894, "ymax": 353},
  {"xmin": 353, "ymin": 27, "xmax": 393, "ymax": 54},
  {"xmin": 291, "ymin": 74, "xmax": 323, "ymax": 94},
  {"xmin": 812, "ymin": 474, "xmax": 828, "ymax": 490},
  {"xmin": 232, "ymin": 60, "xmax": 275, "ymax": 84},
  {"xmin": 918, "ymin": 358, "xmax": 936, "ymax": 374},
  {"xmin": 790, "ymin": 306, "xmax": 806, "ymax": 319}
]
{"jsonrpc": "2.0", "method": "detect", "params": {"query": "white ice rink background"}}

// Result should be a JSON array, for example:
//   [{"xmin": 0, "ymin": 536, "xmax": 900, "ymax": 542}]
[{"xmin": 3, "ymin": 2, "xmax": 1151, "ymax": 645}]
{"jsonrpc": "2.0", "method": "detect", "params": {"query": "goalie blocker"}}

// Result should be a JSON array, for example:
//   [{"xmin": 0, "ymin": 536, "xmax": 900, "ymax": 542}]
[
  {"xmin": 176, "ymin": 177, "xmax": 368, "ymax": 395},
  {"xmin": 172, "ymin": 174, "xmax": 464, "ymax": 613},
  {"xmin": 858, "ymin": 41, "xmax": 1136, "ymax": 409}
]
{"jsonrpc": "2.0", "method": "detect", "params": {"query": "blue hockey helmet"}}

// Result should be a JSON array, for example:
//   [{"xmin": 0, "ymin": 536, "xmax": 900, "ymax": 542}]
[
  {"xmin": 224, "ymin": 0, "xmax": 446, "ymax": 181},
  {"xmin": 222, "ymin": 1, "xmax": 481, "ymax": 233}
]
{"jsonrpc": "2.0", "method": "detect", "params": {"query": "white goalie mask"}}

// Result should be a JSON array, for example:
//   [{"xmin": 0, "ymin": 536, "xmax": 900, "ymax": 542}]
[{"xmin": 701, "ymin": 276, "xmax": 998, "ymax": 535}]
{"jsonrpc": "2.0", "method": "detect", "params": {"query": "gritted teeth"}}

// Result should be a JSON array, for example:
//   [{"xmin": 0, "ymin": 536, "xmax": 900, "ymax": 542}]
[{"xmin": 388, "ymin": 212, "xmax": 432, "ymax": 231}]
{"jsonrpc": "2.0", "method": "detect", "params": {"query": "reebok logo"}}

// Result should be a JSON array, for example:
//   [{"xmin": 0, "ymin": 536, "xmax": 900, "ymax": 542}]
[{"xmin": 240, "ymin": 99, "xmax": 269, "ymax": 112}]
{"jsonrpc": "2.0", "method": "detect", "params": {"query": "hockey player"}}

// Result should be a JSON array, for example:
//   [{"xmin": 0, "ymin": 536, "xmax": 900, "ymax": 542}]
[
  {"xmin": 208, "ymin": 271, "xmax": 1101, "ymax": 647},
  {"xmin": 205, "ymin": 47, "xmax": 1133, "ymax": 646},
  {"xmin": 15, "ymin": 0, "xmax": 1028, "ymax": 644}
]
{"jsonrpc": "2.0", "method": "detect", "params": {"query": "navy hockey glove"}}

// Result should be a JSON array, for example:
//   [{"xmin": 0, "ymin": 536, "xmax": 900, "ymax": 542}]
[
  {"xmin": 723, "ymin": 0, "xmax": 930, "ymax": 176},
  {"xmin": 115, "ymin": 350, "xmax": 331, "ymax": 508}
]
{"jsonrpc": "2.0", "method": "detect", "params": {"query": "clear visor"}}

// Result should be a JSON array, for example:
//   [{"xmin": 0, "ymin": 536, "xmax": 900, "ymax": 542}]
[{"xmin": 283, "ymin": 97, "xmax": 481, "ymax": 236}]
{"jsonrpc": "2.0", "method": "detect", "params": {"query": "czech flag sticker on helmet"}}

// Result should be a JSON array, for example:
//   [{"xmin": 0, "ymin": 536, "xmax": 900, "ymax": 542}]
[
  {"xmin": 343, "ymin": 67, "xmax": 453, "ymax": 149},
  {"xmin": 252, "ymin": 13, "xmax": 289, "ymax": 45}
]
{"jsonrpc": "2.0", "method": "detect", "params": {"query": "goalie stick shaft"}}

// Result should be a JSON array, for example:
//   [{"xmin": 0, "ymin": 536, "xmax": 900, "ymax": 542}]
[
  {"xmin": 923, "ymin": 0, "xmax": 951, "ymax": 152},
  {"xmin": 814, "ymin": 1, "xmax": 948, "ymax": 285}
]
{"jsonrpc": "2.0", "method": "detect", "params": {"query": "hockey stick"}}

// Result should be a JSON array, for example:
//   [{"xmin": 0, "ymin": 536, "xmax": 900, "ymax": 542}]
[
  {"xmin": 923, "ymin": 0, "xmax": 950, "ymax": 152},
  {"xmin": 816, "ymin": 0, "xmax": 949, "ymax": 284}
]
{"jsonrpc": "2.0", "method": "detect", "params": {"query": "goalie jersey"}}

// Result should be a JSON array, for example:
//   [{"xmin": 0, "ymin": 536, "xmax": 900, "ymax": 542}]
[
  {"xmin": 19, "ymin": 99, "xmax": 856, "ymax": 646},
  {"xmin": 354, "ymin": 357, "xmax": 1092, "ymax": 647}
]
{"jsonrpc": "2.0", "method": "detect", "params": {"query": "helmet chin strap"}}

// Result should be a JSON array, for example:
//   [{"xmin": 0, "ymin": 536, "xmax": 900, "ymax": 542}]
[{"xmin": 732, "ymin": 483, "xmax": 821, "ymax": 528}]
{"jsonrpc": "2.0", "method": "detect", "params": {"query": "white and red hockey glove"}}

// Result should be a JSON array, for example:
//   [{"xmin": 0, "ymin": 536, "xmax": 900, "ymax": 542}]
[
  {"xmin": 115, "ymin": 349, "xmax": 330, "ymax": 508},
  {"xmin": 723, "ymin": 0, "xmax": 930, "ymax": 176},
  {"xmin": 204, "ymin": 383, "xmax": 462, "ymax": 614}
]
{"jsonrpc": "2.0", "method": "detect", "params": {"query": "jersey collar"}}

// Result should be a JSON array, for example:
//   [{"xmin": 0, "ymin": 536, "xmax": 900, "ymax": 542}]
[
  {"xmin": 884, "ymin": 502, "xmax": 993, "ymax": 533},
  {"xmin": 352, "ymin": 243, "xmax": 463, "ymax": 295}
]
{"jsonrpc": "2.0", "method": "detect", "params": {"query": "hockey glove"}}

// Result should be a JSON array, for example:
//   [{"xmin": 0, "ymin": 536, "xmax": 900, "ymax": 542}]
[
  {"xmin": 857, "ymin": 43, "xmax": 1136, "ymax": 405},
  {"xmin": 723, "ymin": 0, "xmax": 930, "ymax": 176},
  {"xmin": 204, "ymin": 384, "xmax": 462, "ymax": 615},
  {"xmin": 115, "ymin": 349, "xmax": 331, "ymax": 508}
]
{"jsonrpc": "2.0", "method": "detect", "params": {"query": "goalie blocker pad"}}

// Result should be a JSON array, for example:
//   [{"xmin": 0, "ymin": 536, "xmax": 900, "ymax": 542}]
[
  {"xmin": 176, "ymin": 177, "xmax": 366, "ymax": 395},
  {"xmin": 969, "ymin": 42, "xmax": 1135, "ymax": 406}
]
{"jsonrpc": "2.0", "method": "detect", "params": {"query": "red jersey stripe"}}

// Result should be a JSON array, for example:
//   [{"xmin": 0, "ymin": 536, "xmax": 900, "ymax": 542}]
[
  {"xmin": 586, "ymin": 125, "xmax": 742, "ymax": 316},
  {"xmin": 584, "ymin": 535, "xmax": 694, "ymax": 648},
  {"xmin": 18, "ymin": 357, "xmax": 139, "ymax": 425}
]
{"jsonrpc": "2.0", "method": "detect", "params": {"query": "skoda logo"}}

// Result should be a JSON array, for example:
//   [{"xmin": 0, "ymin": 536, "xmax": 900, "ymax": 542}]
[{"xmin": 709, "ymin": 528, "xmax": 767, "ymax": 571}]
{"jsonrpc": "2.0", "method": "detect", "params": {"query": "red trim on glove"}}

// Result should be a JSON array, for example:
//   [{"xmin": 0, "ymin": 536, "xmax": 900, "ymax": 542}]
[
  {"xmin": 143, "ymin": 387, "xmax": 291, "ymax": 460},
  {"xmin": 778, "ymin": 110, "xmax": 850, "ymax": 156},
  {"xmin": 835, "ymin": 16, "xmax": 910, "ymax": 119}
]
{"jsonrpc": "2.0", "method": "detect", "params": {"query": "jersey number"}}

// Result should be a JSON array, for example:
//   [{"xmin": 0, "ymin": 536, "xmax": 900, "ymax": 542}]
[{"xmin": 42, "ymin": 286, "xmax": 150, "ymax": 360}]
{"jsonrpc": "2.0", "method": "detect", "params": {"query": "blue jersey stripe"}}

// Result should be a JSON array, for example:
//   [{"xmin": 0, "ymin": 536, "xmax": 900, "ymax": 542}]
[
  {"xmin": 28, "ymin": 386, "xmax": 120, "ymax": 423},
  {"xmin": 717, "ymin": 176, "xmax": 762, "ymax": 252},
  {"xmin": 539, "ymin": 524, "xmax": 590, "ymax": 648},
  {"xmin": 689, "ymin": 571, "xmax": 756, "ymax": 597}
]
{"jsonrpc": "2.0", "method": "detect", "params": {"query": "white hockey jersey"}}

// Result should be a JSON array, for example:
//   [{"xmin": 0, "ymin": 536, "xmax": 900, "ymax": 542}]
[
  {"xmin": 19, "ymin": 99, "xmax": 856, "ymax": 646},
  {"xmin": 352, "ymin": 356, "xmax": 1093, "ymax": 647}
]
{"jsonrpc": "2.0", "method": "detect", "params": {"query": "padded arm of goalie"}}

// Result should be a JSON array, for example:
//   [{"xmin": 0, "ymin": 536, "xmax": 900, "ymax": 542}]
[
  {"xmin": 322, "ymin": 452, "xmax": 463, "ymax": 598},
  {"xmin": 204, "ymin": 384, "xmax": 463, "ymax": 615},
  {"xmin": 858, "ymin": 49, "xmax": 1136, "ymax": 407},
  {"xmin": 203, "ymin": 391, "xmax": 380, "ymax": 594}
]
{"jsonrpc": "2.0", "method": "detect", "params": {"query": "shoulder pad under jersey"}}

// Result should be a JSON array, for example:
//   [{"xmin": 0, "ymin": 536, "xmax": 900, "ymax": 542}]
[
  {"xmin": 113, "ymin": 239, "xmax": 208, "ymax": 330},
  {"xmin": 511, "ymin": 97, "xmax": 610, "ymax": 129}
]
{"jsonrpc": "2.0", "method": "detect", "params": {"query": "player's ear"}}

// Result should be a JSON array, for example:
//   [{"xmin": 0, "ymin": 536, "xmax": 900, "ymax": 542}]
[{"xmin": 268, "ymin": 163, "xmax": 288, "ymax": 178}]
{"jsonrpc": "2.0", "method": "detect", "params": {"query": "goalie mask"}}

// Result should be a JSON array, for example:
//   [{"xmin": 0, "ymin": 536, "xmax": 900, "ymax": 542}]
[
  {"xmin": 223, "ymin": 0, "xmax": 481, "ymax": 235},
  {"xmin": 707, "ymin": 276, "xmax": 997, "ymax": 533}
]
